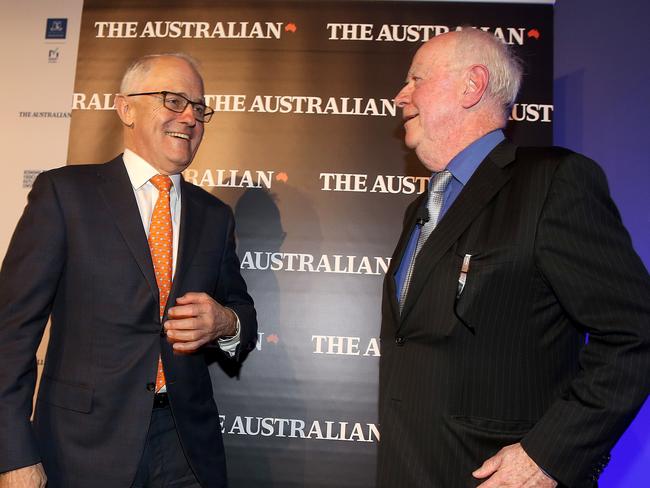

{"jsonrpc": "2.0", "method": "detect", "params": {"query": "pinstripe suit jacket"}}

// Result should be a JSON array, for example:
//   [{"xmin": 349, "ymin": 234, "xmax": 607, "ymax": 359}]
[{"xmin": 378, "ymin": 141, "xmax": 650, "ymax": 487}]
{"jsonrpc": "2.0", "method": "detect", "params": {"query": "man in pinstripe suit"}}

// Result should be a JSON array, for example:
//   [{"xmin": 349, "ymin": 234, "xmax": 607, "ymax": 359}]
[{"xmin": 378, "ymin": 29, "xmax": 650, "ymax": 487}]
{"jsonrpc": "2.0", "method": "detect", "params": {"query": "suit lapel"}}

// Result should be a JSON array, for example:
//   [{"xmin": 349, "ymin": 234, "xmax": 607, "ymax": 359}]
[
  {"xmin": 167, "ymin": 179, "xmax": 205, "ymax": 313},
  {"xmin": 386, "ymin": 194, "xmax": 426, "ymax": 322},
  {"xmin": 400, "ymin": 141, "xmax": 518, "ymax": 322},
  {"xmin": 96, "ymin": 156, "xmax": 159, "ymax": 303}
]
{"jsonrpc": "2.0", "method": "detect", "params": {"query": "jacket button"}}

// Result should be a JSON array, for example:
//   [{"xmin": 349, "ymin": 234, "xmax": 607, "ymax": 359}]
[
  {"xmin": 395, "ymin": 336, "xmax": 405, "ymax": 346},
  {"xmin": 146, "ymin": 382, "xmax": 156, "ymax": 391}
]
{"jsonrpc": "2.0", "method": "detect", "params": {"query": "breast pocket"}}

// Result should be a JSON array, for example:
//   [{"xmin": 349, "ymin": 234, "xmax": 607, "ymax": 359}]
[{"xmin": 453, "ymin": 246, "xmax": 520, "ymax": 331}]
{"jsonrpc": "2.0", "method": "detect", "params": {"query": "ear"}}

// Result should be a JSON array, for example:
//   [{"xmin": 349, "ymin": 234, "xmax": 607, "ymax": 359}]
[
  {"xmin": 115, "ymin": 95, "xmax": 135, "ymax": 128},
  {"xmin": 461, "ymin": 64, "xmax": 489, "ymax": 109}
]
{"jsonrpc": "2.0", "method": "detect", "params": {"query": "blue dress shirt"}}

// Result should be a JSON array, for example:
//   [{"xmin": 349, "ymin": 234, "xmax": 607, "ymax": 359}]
[{"xmin": 394, "ymin": 130, "xmax": 505, "ymax": 302}]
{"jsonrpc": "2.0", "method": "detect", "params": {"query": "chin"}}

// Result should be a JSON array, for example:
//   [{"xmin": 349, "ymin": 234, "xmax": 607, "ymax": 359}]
[
  {"xmin": 173, "ymin": 161, "xmax": 193, "ymax": 172},
  {"xmin": 403, "ymin": 127, "xmax": 421, "ymax": 148},
  {"xmin": 404, "ymin": 135, "xmax": 419, "ymax": 149},
  {"xmin": 168, "ymin": 152, "xmax": 192, "ymax": 165}
]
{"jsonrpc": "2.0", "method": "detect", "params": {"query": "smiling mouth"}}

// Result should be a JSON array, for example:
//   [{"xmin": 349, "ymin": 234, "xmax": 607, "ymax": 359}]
[
  {"xmin": 166, "ymin": 131, "xmax": 190, "ymax": 141},
  {"xmin": 403, "ymin": 114, "xmax": 419, "ymax": 125}
]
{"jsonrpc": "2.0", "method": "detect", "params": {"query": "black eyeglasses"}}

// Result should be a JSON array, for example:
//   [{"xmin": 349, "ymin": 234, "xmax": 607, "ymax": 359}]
[{"xmin": 127, "ymin": 91, "xmax": 214, "ymax": 123}]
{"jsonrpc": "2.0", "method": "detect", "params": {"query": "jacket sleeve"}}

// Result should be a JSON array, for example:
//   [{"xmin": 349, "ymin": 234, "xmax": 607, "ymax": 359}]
[
  {"xmin": 213, "ymin": 207, "xmax": 257, "ymax": 363},
  {"xmin": 0, "ymin": 171, "xmax": 66, "ymax": 472},
  {"xmin": 521, "ymin": 154, "xmax": 650, "ymax": 486}
]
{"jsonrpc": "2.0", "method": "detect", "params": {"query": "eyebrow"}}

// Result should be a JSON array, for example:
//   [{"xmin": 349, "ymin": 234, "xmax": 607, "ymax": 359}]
[
  {"xmin": 404, "ymin": 71, "xmax": 420, "ymax": 83},
  {"xmin": 171, "ymin": 91, "xmax": 206, "ymax": 103}
]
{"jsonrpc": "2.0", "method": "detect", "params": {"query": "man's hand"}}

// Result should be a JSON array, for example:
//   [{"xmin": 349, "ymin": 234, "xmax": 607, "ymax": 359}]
[
  {"xmin": 164, "ymin": 292, "xmax": 236, "ymax": 353},
  {"xmin": 0, "ymin": 463, "xmax": 47, "ymax": 488},
  {"xmin": 473, "ymin": 443, "xmax": 557, "ymax": 487}
]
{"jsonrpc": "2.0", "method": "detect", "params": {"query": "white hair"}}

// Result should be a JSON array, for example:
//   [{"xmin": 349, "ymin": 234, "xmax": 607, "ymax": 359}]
[
  {"xmin": 119, "ymin": 53, "xmax": 202, "ymax": 94},
  {"xmin": 453, "ymin": 28, "xmax": 524, "ymax": 116}
]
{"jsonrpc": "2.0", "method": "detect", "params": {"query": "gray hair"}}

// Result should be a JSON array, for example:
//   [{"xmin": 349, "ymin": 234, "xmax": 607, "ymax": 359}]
[
  {"xmin": 119, "ymin": 53, "xmax": 202, "ymax": 94},
  {"xmin": 452, "ymin": 28, "xmax": 523, "ymax": 116}
]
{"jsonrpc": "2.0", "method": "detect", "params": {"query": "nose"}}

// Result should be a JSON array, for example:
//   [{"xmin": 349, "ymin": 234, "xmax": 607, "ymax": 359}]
[
  {"xmin": 394, "ymin": 84, "xmax": 412, "ymax": 108},
  {"xmin": 177, "ymin": 103, "xmax": 198, "ymax": 125}
]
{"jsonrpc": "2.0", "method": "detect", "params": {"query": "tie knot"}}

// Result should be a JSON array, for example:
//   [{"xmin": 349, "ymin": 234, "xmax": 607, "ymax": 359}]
[
  {"xmin": 430, "ymin": 170, "xmax": 453, "ymax": 193},
  {"xmin": 150, "ymin": 174, "xmax": 172, "ymax": 192}
]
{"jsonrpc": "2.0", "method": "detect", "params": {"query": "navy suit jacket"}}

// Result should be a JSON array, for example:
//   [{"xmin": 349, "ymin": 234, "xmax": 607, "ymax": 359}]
[{"xmin": 0, "ymin": 156, "xmax": 257, "ymax": 487}]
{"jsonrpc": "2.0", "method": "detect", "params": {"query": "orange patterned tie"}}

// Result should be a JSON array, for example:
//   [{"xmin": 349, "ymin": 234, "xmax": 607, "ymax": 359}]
[{"xmin": 149, "ymin": 175, "xmax": 173, "ymax": 392}]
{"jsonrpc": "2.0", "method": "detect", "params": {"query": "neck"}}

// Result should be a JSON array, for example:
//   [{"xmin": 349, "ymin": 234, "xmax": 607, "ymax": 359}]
[{"xmin": 419, "ymin": 112, "xmax": 504, "ymax": 171}]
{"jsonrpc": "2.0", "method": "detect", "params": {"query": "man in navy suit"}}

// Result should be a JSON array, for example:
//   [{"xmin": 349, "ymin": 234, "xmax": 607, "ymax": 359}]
[
  {"xmin": 378, "ymin": 29, "xmax": 650, "ymax": 487},
  {"xmin": 0, "ymin": 53, "xmax": 257, "ymax": 487}
]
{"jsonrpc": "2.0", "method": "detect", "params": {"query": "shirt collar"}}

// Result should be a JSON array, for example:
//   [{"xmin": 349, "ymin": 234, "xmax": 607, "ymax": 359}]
[
  {"xmin": 444, "ymin": 129, "xmax": 505, "ymax": 185},
  {"xmin": 122, "ymin": 148, "xmax": 182, "ymax": 194}
]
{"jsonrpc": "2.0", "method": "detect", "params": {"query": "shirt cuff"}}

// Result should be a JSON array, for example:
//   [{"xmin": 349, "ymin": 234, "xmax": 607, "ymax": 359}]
[{"xmin": 217, "ymin": 308, "xmax": 240, "ymax": 357}]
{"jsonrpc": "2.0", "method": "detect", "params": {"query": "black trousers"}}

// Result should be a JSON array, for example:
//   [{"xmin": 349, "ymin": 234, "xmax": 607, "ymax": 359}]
[{"xmin": 131, "ymin": 404, "xmax": 201, "ymax": 488}]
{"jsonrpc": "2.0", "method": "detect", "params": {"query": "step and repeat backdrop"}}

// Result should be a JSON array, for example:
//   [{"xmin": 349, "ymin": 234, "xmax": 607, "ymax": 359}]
[
  {"xmin": 67, "ymin": 2, "xmax": 552, "ymax": 486},
  {"xmin": 17, "ymin": 1, "xmax": 650, "ymax": 487}
]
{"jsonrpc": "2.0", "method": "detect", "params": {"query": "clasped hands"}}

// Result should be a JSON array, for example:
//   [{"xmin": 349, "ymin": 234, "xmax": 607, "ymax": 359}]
[
  {"xmin": 473, "ymin": 443, "xmax": 557, "ymax": 487},
  {"xmin": 164, "ymin": 292, "xmax": 237, "ymax": 353}
]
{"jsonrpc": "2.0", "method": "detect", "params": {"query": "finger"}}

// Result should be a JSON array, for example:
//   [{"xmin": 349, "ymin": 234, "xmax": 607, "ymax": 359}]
[
  {"xmin": 173, "ymin": 338, "xmax": 208, "ymax": 352},
  {"xmin": 175, "ymin": 292, "xmax": 211, "ymax": 304},
  {"xmin": 165, "ymin": 317, "xmax": 200, "ymax": 334},
  {"xmin": 167, "ymin": 303, "xmax": 204, "ymax": 319},
  {"xmin": 167, "ymin": 328, "xmax": 206, "ymax": 344},
  {"xmin": 475, "ymin": 477, "xmax": 500, "ymax": 488},
  {"xmin": 165, "ymin": 317, "xmax": 204, "ymax": 331},
  {"xmin": 473, "ymin": 454, "xmax": 502, "ymax": 479},
  {"xmin": 165, "ymin": 318, "xmax": 209, "ymax": 335}
]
